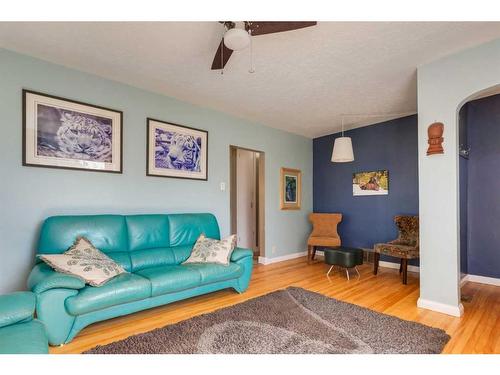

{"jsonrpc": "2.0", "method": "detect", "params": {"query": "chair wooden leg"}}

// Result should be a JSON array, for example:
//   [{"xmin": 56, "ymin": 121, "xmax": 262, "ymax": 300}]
[
  {"xmin": 373, "ymin": 252, "xmax": 380, "ymax": 275},
  {"xmin": 402, "ymin": 258, "xmax": 408, "ymax": 285},
  {"xmin": 311, "ymin": 246, "xmax": 317, "ymax": 261},
  {"xmin": 399, "ymin": 259, "xmax": 403, "ymax": 274}
]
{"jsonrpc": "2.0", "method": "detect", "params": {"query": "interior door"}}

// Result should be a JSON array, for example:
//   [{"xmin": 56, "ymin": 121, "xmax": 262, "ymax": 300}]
[{"xmin": 236, "ymin": 148, "xmax": 257, "ymax": 251}]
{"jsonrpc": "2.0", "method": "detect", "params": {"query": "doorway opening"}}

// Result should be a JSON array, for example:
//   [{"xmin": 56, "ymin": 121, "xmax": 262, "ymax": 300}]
[
  {"xmin": 229, "ymin": 146, "xmax": 265, "ymax": 259},
  {"xmin": 458, "ymin": 88, "xmax": 500, "ymax": 295}
]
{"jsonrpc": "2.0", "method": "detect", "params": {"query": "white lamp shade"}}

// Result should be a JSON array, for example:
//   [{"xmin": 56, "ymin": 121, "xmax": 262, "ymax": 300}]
[
  {"xmin": 224, "ymin": 28, "xmax": 251, "ymax": 51},
  {"xmin": 331, "ymin": 137, "xmax": 354, "ymax": 162}
]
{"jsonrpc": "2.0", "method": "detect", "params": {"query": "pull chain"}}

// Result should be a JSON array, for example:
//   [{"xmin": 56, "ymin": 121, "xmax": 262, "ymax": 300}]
[{"xmin": 249, "ymin": 28, "xmax": 255, "ymax": 73}]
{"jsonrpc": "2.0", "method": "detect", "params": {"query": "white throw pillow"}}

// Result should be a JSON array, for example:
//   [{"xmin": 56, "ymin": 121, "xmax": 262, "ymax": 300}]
[
  {"xmin": 183, "ymin": 234, "xmax": 237, "ymax": 266},
  {"xmin": 39, "ymin": 237, "xmax": 126, "ymax": 287}
]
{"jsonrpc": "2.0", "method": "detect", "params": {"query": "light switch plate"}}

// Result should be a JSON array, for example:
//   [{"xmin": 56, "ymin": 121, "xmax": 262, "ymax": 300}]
[{"xmin": 220, "ymin": 182, "xmax": 226, "ymax": 192}]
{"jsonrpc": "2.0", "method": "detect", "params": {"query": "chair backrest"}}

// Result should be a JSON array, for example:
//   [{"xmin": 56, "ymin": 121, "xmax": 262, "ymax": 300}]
[
  {"xmin": 308, "ymin": 213, "xmax": 342, "ymax": 238},
  {"xmin": 37, "ymin": 213, "xmax": 220, "ymax": 272},
  {"xmin": 394, "ymin": 215, "xmax": 419, "ymax": 247}
]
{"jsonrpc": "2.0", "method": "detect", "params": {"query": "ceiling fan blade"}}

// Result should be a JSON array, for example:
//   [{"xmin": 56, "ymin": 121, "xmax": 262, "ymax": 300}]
[
  {"xmin": 245, "ymin": 21, "xmax": 317, "ymax": 36},
  {"xmin": 211, "ymin": 39, "xmax": 234, "ymax": 70}
]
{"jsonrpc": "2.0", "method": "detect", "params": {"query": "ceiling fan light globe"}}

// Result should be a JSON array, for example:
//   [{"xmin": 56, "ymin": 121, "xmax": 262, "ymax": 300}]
[{"xmin": 224, "ymin": 28, "xmax": 250, "ymax": 51}]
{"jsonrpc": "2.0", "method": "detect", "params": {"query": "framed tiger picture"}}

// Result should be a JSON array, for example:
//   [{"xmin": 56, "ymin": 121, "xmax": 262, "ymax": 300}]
[
  {"xmin": 22, "ymin": 90, "xmax": 123, "ymax": 173},
  {"xmin": 146, "ymin": 118, "xmax": 208, "ymax": 180}
]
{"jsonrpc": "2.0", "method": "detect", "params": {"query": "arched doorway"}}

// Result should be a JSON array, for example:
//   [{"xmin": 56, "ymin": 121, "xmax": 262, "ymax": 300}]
[{"xmin": 457, "ymin": 85, "xmax": 500, "ymax": 292}]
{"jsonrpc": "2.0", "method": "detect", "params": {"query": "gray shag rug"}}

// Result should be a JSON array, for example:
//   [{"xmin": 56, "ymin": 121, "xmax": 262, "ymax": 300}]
[{"xmin": 85, "ymin": 287, "xmax": 449, "ymax": 354}]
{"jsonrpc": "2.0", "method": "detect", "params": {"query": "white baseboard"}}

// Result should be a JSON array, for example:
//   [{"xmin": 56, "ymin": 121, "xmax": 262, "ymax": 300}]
[
  {"xmin": 417, "ymin": 298, "xmax": 464, "ymax": 317},
  {"xmin": 461, "ymin": 274, "xmax": 500, "ymax": 286},
  {"xmin": 460, "ymin": 275, "xmax": 468, "ymax": 287},
  {"xmin": 379, "ymin": 260, "xmax": 420, "ymax": 273},
  {"xmin": 258, "ymin": 251, "xmax": 308, "ymax": 265}
]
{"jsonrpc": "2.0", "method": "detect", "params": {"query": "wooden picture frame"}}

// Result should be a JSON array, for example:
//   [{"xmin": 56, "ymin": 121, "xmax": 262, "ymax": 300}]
[
  {"xmin": 22, "ymin": 89, "xmax": 123, "ymax": 173},
  {"xmin": 280, "ymin": 167, "xmax": 302, "ymax": 210},
  {"xmin": 352, "ymin": 170, "xmax": 389, "ymax": 196},
  {"xmin": 146, "ymin": 118, "xmax": 208, "ymax": 180}
]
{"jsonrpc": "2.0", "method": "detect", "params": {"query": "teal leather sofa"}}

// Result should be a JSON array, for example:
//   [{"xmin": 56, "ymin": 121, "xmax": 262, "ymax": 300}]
[
  {"xmin": 27, "ymin": 213, "xmax": 253, "ymax": 346},
  {"xmin": 0, "ymin": 292, "xmax": 49, "ymax": 353}
]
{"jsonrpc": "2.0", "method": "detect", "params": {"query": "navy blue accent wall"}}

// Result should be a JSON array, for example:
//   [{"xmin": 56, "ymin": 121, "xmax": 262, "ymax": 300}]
[
  {"xmin": 313, "ymin": 115, "xmax": 419, "ymax": 265},
  {"xmin": 463, "ymin": 94, "xmax": 500, "ymax": 278}
]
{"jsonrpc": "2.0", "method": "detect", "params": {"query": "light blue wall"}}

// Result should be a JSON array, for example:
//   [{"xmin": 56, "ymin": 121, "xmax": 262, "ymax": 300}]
[
  {"xmin": 0, "ymin": 49, "xmax": 312, "ymax": 293},
  {"xmin": 417, "ymin": 38, "xmax": 500, "ymax": 315}
]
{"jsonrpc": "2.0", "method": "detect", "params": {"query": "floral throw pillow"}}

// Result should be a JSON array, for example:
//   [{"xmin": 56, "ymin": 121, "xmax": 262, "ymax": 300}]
[
  {"xmin": 38, "ymin": 237, "xmax": 126, "ymax": 287},
  {"xmin": 183, "ymin": 234, "xmax": 237, "ymax": 266}
]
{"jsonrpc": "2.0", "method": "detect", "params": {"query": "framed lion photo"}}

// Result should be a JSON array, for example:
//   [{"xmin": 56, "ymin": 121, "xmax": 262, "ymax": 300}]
[
  {"xmin": 146, "ymin": 118, "xmax": 208, "ymax": 180},
  {"xmin": 22, "ymin": 90, "xmax": 123, "ymax": 173}
]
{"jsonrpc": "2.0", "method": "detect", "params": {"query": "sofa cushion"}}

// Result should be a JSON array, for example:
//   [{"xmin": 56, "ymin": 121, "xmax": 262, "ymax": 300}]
[
  {"xmin": 136, "ymin": 265, "xmax": 202, "ymax": 296},
  {"xmin": 130, "ymin": 245, "xmax": 193, "ymax": 271},
  {"xmin": 65, "ymin": 273, "xmax": 151, "ymax": 315},
  {"xmin": 183, "ymin": 263, "xmax": 243, "ymax": 284},
  {"xmin": 38, "ymin": 215, "xmax": 128, "ymax": 255},
  {"xmin": 126, "ymin": 215, "xmax": 170, "ymax": 251},
  {"xmin": 137, "ymin": 263, "xmax": 243, "ymax": 297},
  {"xmin": 168, "ymin": 213, "xmax": 220, "ymax": 247},
  {"xmin": 0, "ymin": 320, "xmax": 49, "ymax": 354}
]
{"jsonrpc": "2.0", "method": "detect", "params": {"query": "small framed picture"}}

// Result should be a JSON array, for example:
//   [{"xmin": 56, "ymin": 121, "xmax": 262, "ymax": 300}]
[
  {"xmin": 23, "ymin": 90, "xmax": 122, "ymax": 173},
  {"xmin": 353, "ymin": 170, "xmax": 389, "ymax": 196},
  {"xmin": 280, "ymin": 167, "xmax": 302, "ymax": 210},
  {"xmin": 147, "ymin": 118, "xmax": 208, "ymax": 180}
]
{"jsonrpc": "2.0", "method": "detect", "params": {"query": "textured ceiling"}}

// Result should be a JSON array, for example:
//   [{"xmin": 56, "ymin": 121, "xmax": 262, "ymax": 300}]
[{"xmin": 1, "ymin": 22, "xmax": 500, "ymax": 138}]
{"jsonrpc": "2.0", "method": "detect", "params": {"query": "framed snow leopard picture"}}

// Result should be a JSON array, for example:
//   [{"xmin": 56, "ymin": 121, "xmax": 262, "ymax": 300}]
[
  {"xmin": 147, "ymin": 118, "xmax": 208, "ymax": 180},
  {"xmin": 23, "ymin": 90, "xmax": 123, "ymax": 173}
]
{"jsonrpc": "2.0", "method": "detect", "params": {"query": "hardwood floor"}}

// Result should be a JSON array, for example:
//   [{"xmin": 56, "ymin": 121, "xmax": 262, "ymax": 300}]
[{"xmin": 50, "ymin": 257, "xmax": 500, "ymax": 354}]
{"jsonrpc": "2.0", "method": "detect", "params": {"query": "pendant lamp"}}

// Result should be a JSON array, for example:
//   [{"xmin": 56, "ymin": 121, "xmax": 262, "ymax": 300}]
[{"xmin": 331, "ymin": 116, "xmax": 354, "ymax": 162}]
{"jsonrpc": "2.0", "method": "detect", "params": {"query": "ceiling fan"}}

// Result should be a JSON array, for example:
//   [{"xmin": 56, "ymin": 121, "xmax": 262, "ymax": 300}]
[{"xmin": 211, "ymin": 21, "xmax": 317, "ymax": 70}]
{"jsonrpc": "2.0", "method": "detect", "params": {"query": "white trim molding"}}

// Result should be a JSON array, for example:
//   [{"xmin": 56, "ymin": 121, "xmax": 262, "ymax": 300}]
[
  {"xmin": 258, "ymin": 251, "xmax": 309, "ymax": 265},
  {"xmin": 379, "ymin": 260, "xmax": 420, "ymax": 273},
  {"xmin": 461, "ymin": 274, "xmax": 500, "ymax": 286},
  {"xmin": 460, "ymin": 275, "xmax": 468, "ymax": 287},
  {"xmin": 417, "ymin": 298, "xmax": 464, "ymax": 317}
]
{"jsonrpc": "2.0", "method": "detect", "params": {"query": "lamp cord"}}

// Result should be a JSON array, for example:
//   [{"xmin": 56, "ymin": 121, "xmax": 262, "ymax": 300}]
[{"xmin": 221, "ymin": 23, "xmax": 225, "ymax": 75}]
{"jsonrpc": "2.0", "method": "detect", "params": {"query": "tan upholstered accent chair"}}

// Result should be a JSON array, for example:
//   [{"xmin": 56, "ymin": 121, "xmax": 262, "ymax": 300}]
[{"xmin": 307, "ymin": 213, "xmax": 342, "ymax": 263}]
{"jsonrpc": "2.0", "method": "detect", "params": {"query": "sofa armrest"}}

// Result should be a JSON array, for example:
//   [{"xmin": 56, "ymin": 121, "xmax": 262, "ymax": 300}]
[
  {"xmin": 0, "ymin": 291, "xmax": 36, "ymax": 328},
  {"xmin": 231, "ymin": 247, "xmax": 253, "ymax": 262},
  {"xmin": 27, "ymin": 263, "xmax": 85, "ymax": 294}
]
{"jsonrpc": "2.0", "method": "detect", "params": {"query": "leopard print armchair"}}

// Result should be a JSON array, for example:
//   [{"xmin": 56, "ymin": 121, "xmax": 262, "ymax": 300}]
[{"xmin": 373, "ymin": 215, "xmax": 419, "ymax": 284}]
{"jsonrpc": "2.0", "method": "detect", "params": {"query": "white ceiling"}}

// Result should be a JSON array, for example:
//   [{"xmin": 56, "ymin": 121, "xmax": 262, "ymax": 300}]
[{"xmin": 1, "ymin": 22, "xmax": 500, "ymax": 138}]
